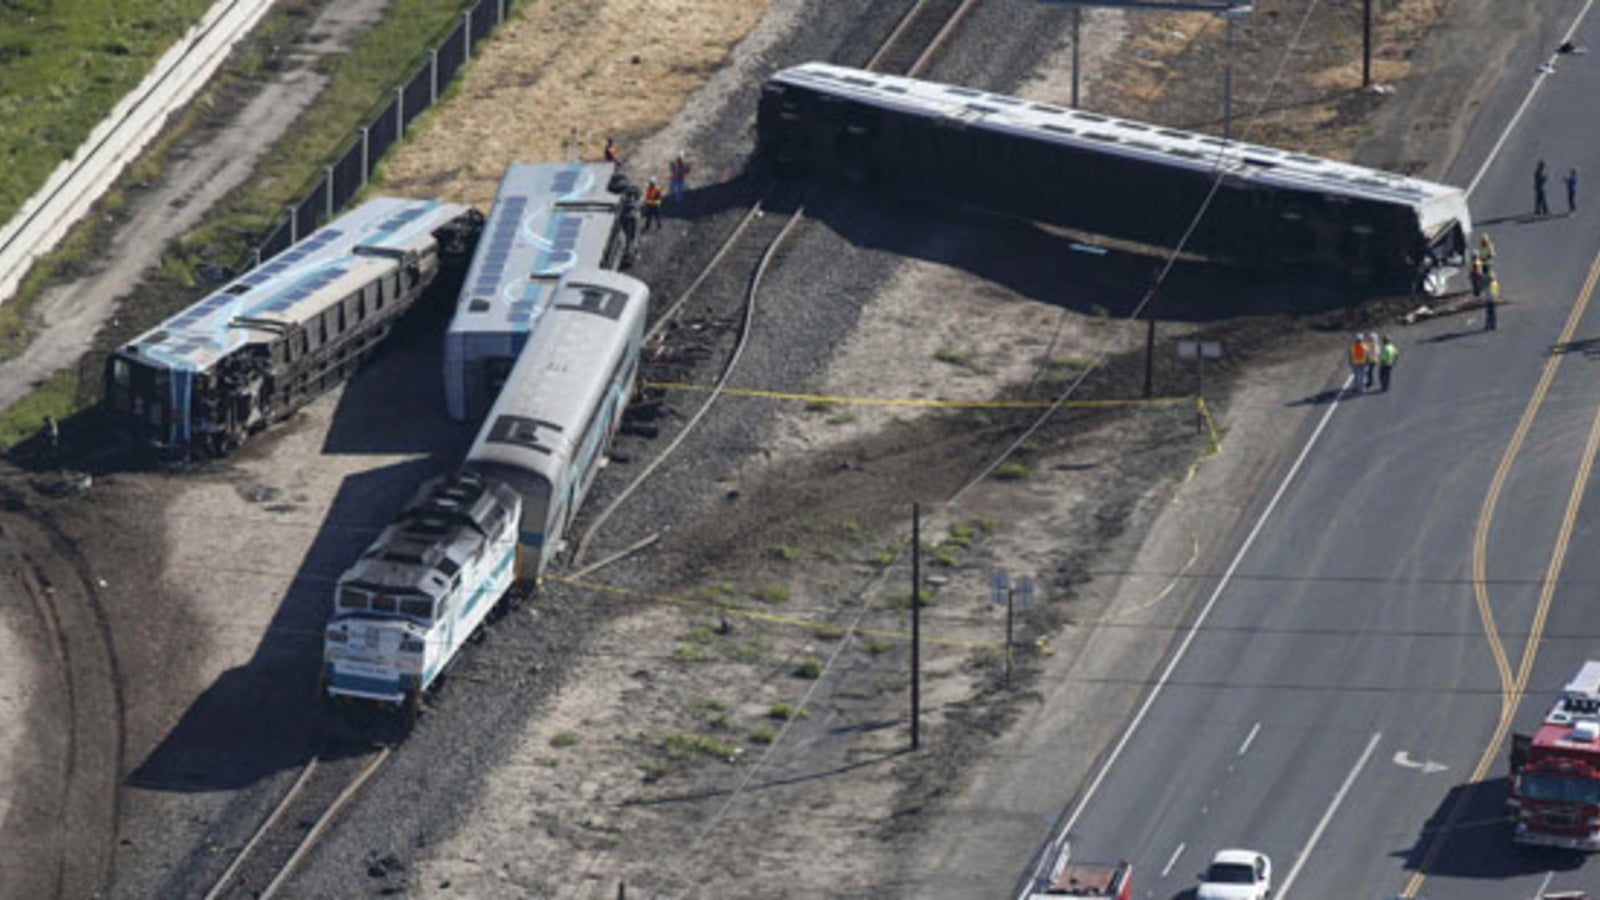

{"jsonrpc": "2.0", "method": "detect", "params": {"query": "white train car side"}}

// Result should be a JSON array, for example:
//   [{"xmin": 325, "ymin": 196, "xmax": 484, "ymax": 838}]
[
  {"xmin": 323, "ymin": 471, "xmax": 520, "ymax": 710},
  {"xmin": 444, "ymin": 162, "xmax": 639, "ymax": 422},
  {"xmin": 464, "ymin": 268, "xmax": 650, "ymax": 579}
]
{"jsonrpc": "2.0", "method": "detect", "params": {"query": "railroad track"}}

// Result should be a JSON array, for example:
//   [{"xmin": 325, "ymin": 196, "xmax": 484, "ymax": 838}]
[
  {"xmin": 0, "ymin": 0, "xmax": 276, "ymax": 307},
  {"xmin": 203, "ymin": 745, "xmax": 391, "ymax": 900},
  {"xmin": 1, "ymin": 499, "xmax": 125, "ymax": 900},
  {"xmin": 570, "ymin": 0, "xmax": 981, "ymax": 568},
  {"xmin": 209, "ymin": 1, "xmax": 987, "ymax": 895}
]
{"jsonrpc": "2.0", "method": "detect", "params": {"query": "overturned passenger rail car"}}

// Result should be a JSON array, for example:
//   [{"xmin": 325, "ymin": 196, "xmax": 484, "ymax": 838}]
[
  {"xmin": 758, "ymin": 62, "xmax": 1471, "ymax": 290},
  {"xmin": 105, "ymin": 198, "xmax": 481, "ymax": 456}
]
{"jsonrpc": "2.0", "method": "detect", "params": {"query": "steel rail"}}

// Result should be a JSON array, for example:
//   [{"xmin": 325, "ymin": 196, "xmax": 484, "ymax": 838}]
[
  {"xmin": 201, "ymin": 758, "xmax": 322, "ymax": 900},
  {"xmin": 259, "ymin": 748, "xmax": 392, "ymax": 899}
]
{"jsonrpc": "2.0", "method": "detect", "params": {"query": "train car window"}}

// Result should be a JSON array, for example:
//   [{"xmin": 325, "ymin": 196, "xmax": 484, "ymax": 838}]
[
  {"xmin": 1072, "ymin": 112, "xmax": 1108, "ymax": 123},
  {"xmin": 300, "ymin": 330, "xmax": 311, "ymax": 357},
  {"xmin": 338, "ymin": 589, "xmax": 366, "ymax": 610},
  {"xmin": 335, "ymin": 304, "xmax": 346, "ymax": 335},
  {"xmin": 486, "ymin": 414, "xmax": 558, "ymax": 454},
  {"xmin": 1041, "ymin": 124, "xmax": 1074, "ymax": 136},
  {"xmin": 318, "ymin": 315, "xmax": 328, "ymax": 345},
  {"xmin": 437, "ymin": 557, "xmax": 460, "ymax": 578},
  {"xmin": 226, "ymin": 284, "xmax": 251, "ymax": 295},
  {"xmin": 1032, "ymin": 104, "xmax": 1066, "ymax": 115},
  {"xmin": 1287, "ymin": 154, "xmax": 1324, "ymax": 165},
  {"xmin": 371, "ymin": 595, "xmax": 397, "ymax": 613},
  {"xmin": 1158, "ymin": 129, "xmax": 1190, "ymax": 139},
  {"xmin": 400, "ymin": 599, "xmax": 433, "ymax": 619},
  {"xmin": 1120, "ymin": 122, "xmax": 1150, "ymax": 132},
  {"xmin": 945, "ymin": 86, "xmax": 981, "ymax": 98}
]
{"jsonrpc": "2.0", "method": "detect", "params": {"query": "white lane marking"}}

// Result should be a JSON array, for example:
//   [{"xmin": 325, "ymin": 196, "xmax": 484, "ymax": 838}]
[
  {"xmin": 1278, "ymin": 731, "xmax": 1383, "ymax": 898},
  {"xmin": 1465, "ymin": 0, "xmax": 1598, "ymax": 198},
  {"xmin": 1161, "ymin": 842, "xmax": 1186, "ymax": 879},
  {"xmin": 1015, "ymin": 377, "xmax": 1354, "ymax": 900},
  {"xmin": 1392, "ymin": 751, "xmax": 1449, "ymax": 774},
  {"xmin": 1238, "ymin": 722, "xmax": 1261, "ymax": 756},
  {"xmin": 1535, "ymin": 871, "xmax": 1554, "ymax": 897}
]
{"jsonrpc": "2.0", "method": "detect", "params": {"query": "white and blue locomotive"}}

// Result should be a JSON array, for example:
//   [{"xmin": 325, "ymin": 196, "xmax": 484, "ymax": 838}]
[{"xmin": 323, "ymin": 266, "xmax": 649, "ymax": 712}]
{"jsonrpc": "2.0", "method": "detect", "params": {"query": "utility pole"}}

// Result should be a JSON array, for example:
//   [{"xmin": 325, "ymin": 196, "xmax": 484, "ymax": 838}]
[
  {"xmin": 1071, "ymin": 6, "xmax": 1082, "ymax": 108},
  {"xmin": 910, "ymin": 503, "xmax": 922, "ymax": 751},
  {"xmin": 1362, "ymin": 0, "xmax": 1373, "ymax": 87},
  {"xmin": 1222, "ymin": 11, "xmax": 1236, "ymax": 143}
]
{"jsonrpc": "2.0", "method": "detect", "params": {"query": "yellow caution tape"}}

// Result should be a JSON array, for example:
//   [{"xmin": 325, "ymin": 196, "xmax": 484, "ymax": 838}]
[
  {"xmin": 644, "ymin": 381, "xmax": 1192, "ymax": 411},
  {"xmin": 551, "ymin": 575, "xmax": 999, "ymax": 650}
]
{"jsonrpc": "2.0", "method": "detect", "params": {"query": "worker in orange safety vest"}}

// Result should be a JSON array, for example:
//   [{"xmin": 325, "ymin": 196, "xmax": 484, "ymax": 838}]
[
  {"xmin": 1348, "ymin": 334, "xmax": 1368, "ymax": 393},
  {"xmin": 642, "ymin": 179, "xmax": 664, "ymax": 231}
]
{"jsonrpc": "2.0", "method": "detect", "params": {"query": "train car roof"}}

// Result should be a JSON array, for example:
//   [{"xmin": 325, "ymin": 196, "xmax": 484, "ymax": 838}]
[
  {"xmin": 120, "ymin": 197, "xmax": 470, "ymax": 372},
  {"xmin": 339, "ymin": 472, "xmax": 518, "ymax": 602},
  {"xmin": 448, "ymin": 162, "xmax": 625, "ymax": 341},
  {"xmin": 466, "ymin": 268, "xmax": 649, "ymax": 476},
  {"xmin": 771, "ymin": 62, "xmax": 1469, "ymax": 229}
]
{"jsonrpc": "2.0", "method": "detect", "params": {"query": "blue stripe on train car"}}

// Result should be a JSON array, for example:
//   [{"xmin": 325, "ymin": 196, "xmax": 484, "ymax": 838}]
[
  {"xmin": 458, "ymin": 545, "xmax": 517, "ymax": 619},
  {"xmin": 171, "ymin": 369, "xmax": 194, "ymax": 447},
  {"xmin": 329, "ymin": 669, "xmax": 406, "ymax": 700}
]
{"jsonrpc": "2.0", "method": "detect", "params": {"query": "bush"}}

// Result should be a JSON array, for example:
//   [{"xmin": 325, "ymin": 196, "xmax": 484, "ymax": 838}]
[
  {"xmin": 795, "ymin": 657, "xmax": 823, "ymax": 679},
  {"xmin": 994, "ymin": 462, "xmax": 1031, "ymax": 481},
  {"xmin": 767, "ymin": 701, "xmax": 809, "ymax": 721},
  {"xmin": 549, "ymin": 731, "xmax": 580, "ymax": 749}
]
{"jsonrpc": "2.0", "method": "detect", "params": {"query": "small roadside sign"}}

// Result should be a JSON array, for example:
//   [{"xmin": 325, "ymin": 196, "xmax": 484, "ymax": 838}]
[
  {"xmin": 1015, "ymin": 575, "xmax": 1035, "ymax": 608},
  {"xmin": 1177, "ymin": 340, "xmax": 1223, "ymax": 360},
  {"xmin": 991, "ymin": 570, "xmax": 1011, "ymax": 607}
]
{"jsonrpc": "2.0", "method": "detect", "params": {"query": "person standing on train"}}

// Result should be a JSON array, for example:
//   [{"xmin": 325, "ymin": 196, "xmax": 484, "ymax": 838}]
[
  {"xmin": 642, "ymin": 178, "xmax": 665, "ymax": 231},
  {"xmin": 668, "ymin": 153, "xmax": 692, "ymax": 204}
]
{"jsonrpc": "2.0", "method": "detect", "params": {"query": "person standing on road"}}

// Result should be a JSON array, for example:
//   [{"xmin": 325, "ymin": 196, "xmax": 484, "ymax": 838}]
[
  {"xmin": 1349, "ymin": 334, "xmax": 1369, "ymax": 392},
  {"xmin": 1470, "ymin": 250, "xmax": 1486, "ymax": 298},
  {"xmin": 1479, "ymin": 232, "xmax": 1496, "ymax": 275},
  {"xmin": 1536, "ymin": 160, "xmax": 1551, "ymax": 216},
  {"xmin": 1363, "ymin": 332, "xmax": 1379, "ymax": 390},
  {"xmin": 1485, "ymin": 271, "xmax": 1500, "ymax": 331},
  {"xmin": 1567, "ymin": 166, "xmax": 1579, "ymax": 214},
  {"xmin": 1378, "ymin": 335, "xmax": 1399, "ymax": 392}
]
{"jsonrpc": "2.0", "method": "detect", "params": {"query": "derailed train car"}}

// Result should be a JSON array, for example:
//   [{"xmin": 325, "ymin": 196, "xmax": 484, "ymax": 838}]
[
  {"xmin": 323, "ymin": 267, "xmax": 649, "ymax": 713},
  {"xmin": 443, "ymin": 161, "xmax": 639, "ymax": 421},
  {"xmin": 104, "ymin": 198, "xmax": 481, "ymax": 456},
  {"xmin": 758, "ymin": 62, "xmax": 1472, "ymax": 290}
]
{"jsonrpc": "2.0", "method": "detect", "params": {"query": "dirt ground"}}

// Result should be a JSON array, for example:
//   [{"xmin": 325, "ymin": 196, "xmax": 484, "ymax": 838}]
[
  {"xmin": 379, "ymin": 0, "xmax": 772, "ymax": 208},
  {"xmin": 0, "ymin": 0, "xmax": 1517, "ymax": 897}
]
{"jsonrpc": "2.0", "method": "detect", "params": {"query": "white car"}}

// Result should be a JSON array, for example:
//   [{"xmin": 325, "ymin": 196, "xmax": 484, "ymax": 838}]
[{"xmin": 1196, "ymin": 849, "xmax": 1272, "ymax": 900}]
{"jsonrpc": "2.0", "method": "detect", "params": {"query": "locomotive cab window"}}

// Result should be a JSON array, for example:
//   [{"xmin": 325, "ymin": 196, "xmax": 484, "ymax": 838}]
[
  {"xmin": 400, "ymin": 598, "xmax": 433, "ymax": 620},
  {"xmin": 371, "ymin": 595, "xmax": 397, "ymax": 613},
  {"xmin": 338, "ymin": 588, "xmax": 366, "ymax": 610}
]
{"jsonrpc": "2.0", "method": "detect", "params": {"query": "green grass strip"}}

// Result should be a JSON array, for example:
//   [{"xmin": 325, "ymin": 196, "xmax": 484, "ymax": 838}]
[{"xmin": 0, "ymin": 0, "xmax": 213, "ymax": 224}]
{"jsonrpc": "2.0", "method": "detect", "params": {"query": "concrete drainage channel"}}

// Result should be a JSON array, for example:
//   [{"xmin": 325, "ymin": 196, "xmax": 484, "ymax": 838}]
[{"xmin": 0, "ymin": 0, "xmax": 276, "ymax": 308}]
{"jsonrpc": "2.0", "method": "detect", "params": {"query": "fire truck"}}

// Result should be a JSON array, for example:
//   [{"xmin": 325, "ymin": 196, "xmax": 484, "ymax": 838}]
[
  {"xmin": 1509, "ymin": 660, "xmax": 1600, "ymax": 850},
  {"xmin": 1028, "ymin": 845, "xmax": 1131, "ymax": 900}
]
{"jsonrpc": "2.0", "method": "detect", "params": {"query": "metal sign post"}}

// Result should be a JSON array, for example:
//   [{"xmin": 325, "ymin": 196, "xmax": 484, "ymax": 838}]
[
  {"xmin": 1177, "ymin": 340, "xmax": 1222, "ymax": 433},
  {"xmin": 911, "ymin": 503, "xmax": 923, "ymax": 751},
  {"xmin": 991, "ymin": 570, "xmax": 1036, "ymax": 686},
  {"xmin": 1039, "ymin": 2, "xmax": 1253, "ymax": 126}
]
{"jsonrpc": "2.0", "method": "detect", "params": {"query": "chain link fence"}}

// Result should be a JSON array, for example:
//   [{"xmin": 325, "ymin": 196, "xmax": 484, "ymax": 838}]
[{"xmin": 236, "ymin": 0, "xmax": 511, "ymax": 272}]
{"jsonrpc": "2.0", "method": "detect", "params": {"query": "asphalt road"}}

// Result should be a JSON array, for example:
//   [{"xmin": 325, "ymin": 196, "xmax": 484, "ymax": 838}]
[{"xmin": 1030, "ymin": 4, "xmax": 1600, "ymax": 899}]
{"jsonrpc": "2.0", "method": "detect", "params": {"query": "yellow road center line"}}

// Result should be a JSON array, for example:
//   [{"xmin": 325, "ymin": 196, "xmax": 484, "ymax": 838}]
[{"xmin": 1404, "ymin": 247, "xmax": 1600, "ymax": 897}]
